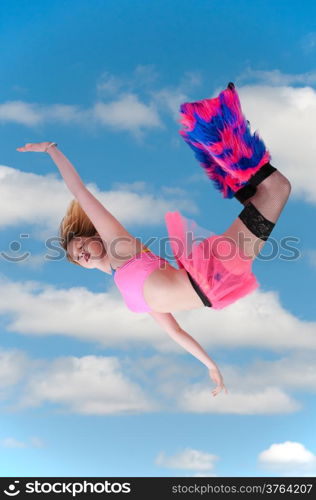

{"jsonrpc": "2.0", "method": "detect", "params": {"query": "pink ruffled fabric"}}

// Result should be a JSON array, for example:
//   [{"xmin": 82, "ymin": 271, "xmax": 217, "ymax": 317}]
[{"xmin": 165, "ymin": 211, "xmax": 259, "ymax": 310}]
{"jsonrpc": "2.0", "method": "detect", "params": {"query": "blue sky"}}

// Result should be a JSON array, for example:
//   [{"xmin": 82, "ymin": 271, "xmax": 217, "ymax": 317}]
[{"xmin": 0, "ymin": 0, "xmax": 316, "ymax": 478}]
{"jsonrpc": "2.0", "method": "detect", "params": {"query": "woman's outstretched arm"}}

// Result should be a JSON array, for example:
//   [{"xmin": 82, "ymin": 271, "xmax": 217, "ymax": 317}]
[
  {"xmin": 47, "ymin": 145, "xmax": 134, "ymax": 238},
  {"xmin": 47, "ymin": 144, "xmax": 86, "ymax": 196},
  {"xmin": 17, "ymin": 142, "xmax": 139, "ymax": 256}
]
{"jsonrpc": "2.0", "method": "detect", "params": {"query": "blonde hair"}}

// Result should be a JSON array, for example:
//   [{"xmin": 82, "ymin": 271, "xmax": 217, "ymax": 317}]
[{"xmin": 59, "ymin": 199, "xmax": 97, "ymax": 266}]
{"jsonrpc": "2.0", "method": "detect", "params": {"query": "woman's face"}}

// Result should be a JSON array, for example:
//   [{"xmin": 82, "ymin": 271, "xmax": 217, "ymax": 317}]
[{"xmin": 67, "ymin": 234, "xmax": 111, "ymax": 272}]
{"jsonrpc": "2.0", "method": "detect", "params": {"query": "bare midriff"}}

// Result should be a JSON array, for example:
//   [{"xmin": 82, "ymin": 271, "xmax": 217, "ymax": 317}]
[
  {"xmin": 142, "ymin": 263, "xmax": 205, "ymax": 312},
  {"xmin": 109, "ymin": 244, "xmax": 206, "ymax": 313}
]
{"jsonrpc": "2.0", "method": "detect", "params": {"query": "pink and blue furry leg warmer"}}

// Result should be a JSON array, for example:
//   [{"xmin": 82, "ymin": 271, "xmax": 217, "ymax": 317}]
[{"xmin": 179, "ymin": 82, "xmax": 276, "ymax": 202}]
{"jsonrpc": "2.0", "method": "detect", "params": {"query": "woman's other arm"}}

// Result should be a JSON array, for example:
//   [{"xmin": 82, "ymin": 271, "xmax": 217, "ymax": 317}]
[{"xmin": 149, "ymin": 311, "xmax": 227, "ymax": 396}]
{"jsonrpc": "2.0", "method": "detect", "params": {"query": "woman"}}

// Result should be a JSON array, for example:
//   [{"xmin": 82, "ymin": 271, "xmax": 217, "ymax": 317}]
[{"xmin": 16, "ymin": 83, "xmax": 291, "ymax": 398}]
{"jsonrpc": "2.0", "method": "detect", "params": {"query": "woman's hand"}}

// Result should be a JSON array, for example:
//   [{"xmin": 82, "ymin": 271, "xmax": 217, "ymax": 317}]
[
  {"xmin": 208, "ymin": 366, "xmax": 228, "ymax": 397},
  {"xmin": 16, "ymin": 142, "xmax": 53, "ymax": 153}
]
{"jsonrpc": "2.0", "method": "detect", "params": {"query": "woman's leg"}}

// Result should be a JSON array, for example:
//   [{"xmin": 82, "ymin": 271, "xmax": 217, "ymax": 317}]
[{"xmin": 221, "ymin": 169, "xmax": 291, "ymax": 259}]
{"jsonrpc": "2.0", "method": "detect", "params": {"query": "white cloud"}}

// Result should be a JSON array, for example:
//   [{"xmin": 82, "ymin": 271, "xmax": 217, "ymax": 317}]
[
  {"xmin": 232, "ymin": 83, "xmax": 316, "ymax": 205},
  {"xmin": 158, "ymin": 351, "xmax": 316, "ymax": 415},
  {"xmin": 8, "ymin": 72, "xmax": 316, "ymax": 205},
  {"xmin": 4, "ymin": 69, "xmax": 316, "ymax": 207},
  {"xmin": 7, "ymin": 353, "xmax": 157, "ymax": 415},
  {"xmin": 0, "ymin": 101, "xmax": 89, "ymax": 126},
  {"xmin": 92, "ymin": 93, "xmax": 163, "ymax": 138},
  {"xmin": 0, "ymin": 349, "xmax": 30, "ymax": 389},
  {"xmin": 224, "ymin": 354, "xmax": 316, "ymax": 392},
  {"xmin": 0, "ymin": 165, "xmax": 70, "ymax": 231},
  {"xmin": 44, "ymin": 103, "xmax": 88, "ymax": 124},
  {"xmin": 0, "ymin": 95, "xmax": 161, "ymax": 137},
  {"xmin": 177, "ymin": 385, "xmax": 300, "ymax": 415},
  {"xmin": 1, "ymin": 346, "xmax": 316, "ymax": 416},
  {"xmin": 127, "ymin": 349, "xmax": 316, "ymax": 415},
  {"xmin": 156, "ymin": 70, "xmax": 316, "ymax": 207},
  {"xmin": 259, "ymin": 441, "xmax": 315, "ymax": 465},
  {"xmin": 95, "ymin": 65, "xmax": 202, "ymax": 124},
  {"xmin": 184, "ymin": 289, "xmax": 316, "ymax": 352},
  {"xmin": 0, "ymin": 275, "xmax": 315, "ymax": 354},
  {"xmin": 0, "ymin": 101, "xmax": 43, "ymax": 126},
  {"xmin": 0, "ymin": 165, "xmax": 197, "ymax": 234},
  {"xmin": 0, "ymin": 275, "xmax": 165, "ymax": 348},
  {"xmin": 1, "ymin": 347, "xmax": 157, "ymax": 415},
  {"xmin": 258, "ymin": 441, "xmax": 316, "ymax": 476},
  {"xmin": 155, "ymin": 447, "xmax": 218, "ymax": 472},
  {"xmin": 1, "ymin": 66, "xmax": 202, "ymax": 140}
]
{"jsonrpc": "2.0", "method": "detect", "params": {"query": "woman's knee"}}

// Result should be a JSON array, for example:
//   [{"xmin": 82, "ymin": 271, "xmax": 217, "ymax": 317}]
[
  {"xmin": 278, "ymin": 172, "xmax": 292, "ymax": 195},
  {"xmin": 261, "ymin": 170, "xmax": 291, "ymax": 197}
]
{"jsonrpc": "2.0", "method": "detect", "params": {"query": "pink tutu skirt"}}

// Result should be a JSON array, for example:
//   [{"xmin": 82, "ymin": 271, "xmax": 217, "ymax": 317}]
[{"xmin": 165, "ymin": 211, "xmax": 259, "ymax": 310}]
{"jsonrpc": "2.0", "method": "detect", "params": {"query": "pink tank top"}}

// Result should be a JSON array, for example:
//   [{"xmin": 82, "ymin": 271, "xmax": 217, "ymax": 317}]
[{"xmin": 112, "ymin": 247, "xmax": 169, "ymax": 313}]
